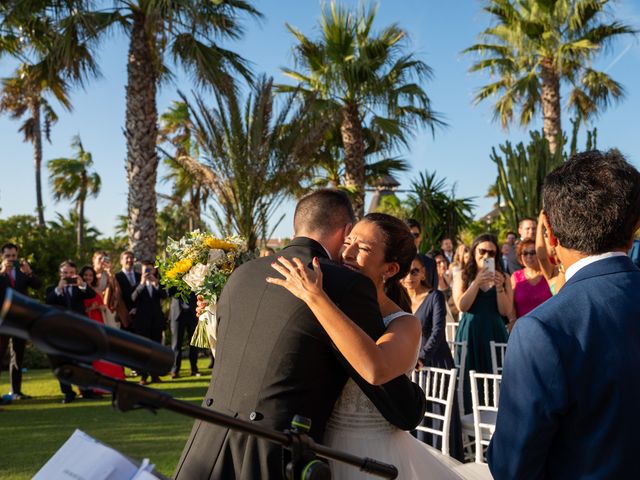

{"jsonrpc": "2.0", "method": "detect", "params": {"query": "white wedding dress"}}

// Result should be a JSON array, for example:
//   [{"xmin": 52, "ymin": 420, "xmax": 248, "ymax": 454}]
[{"xmin": 324, "ymin": 312, "xmax": 461, "ymax": 479}]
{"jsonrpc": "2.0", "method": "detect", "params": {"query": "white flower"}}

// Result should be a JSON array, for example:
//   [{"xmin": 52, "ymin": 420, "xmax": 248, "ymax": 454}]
[
  {"xmin": 208, "ymin": 249, "xmax": 225, "ymax": 265},
  {"xmin": 183, "ymin": 263, "xmax": 210, "ymax": 290}
]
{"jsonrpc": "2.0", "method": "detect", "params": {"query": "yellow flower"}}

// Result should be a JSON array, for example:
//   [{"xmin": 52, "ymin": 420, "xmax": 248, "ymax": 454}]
[
  {"xmin": 205, "ymin": 237, "xmax": 237, "ymax": 251},
  {"xmin": 166, "ymin": 258, "xmax": 193, "ymax": 279}
]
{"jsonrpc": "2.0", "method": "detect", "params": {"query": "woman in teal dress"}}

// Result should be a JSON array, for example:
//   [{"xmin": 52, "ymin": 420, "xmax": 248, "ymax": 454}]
[{"xmin": 453, "ymin": 234, "xmax": 512, "ymax": 413}]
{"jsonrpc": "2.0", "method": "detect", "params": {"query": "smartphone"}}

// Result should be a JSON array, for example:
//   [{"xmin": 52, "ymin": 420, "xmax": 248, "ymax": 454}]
[
  {"xmin": 484, "ymin": 257, "xmax": 495, "ymax": 274},
  {"xmin": 144, "ymin": 267, "xmax": 152, "ymax": 275},
  {"xmin": 65, "ymin": 277, "xmax": 78, "ymax": 284},
  {"xmin": 103, "ymin": 256, "xmax": 110, "ymax": 263}
]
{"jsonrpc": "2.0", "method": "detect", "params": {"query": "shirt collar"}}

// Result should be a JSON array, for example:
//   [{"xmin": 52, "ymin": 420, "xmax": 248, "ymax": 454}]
[{"xmin": 564, "ymin": 251, "xmax": 627, "ymax": 281}]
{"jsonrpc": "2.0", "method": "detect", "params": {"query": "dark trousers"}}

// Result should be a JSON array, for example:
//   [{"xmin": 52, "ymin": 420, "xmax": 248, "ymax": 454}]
[
  {"xmin": 135, "ymin": 319, "xmax": 164, "ymax": 380},
  {"xmin": 171, "ymin": 314, "xmax": 198, "ymax": 374},
  {"xmin": 0, "ymin": 335, "xmax": 26, "ymax": 394}
]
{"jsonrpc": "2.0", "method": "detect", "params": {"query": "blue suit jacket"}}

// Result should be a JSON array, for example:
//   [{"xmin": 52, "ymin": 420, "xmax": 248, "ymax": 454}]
[{"xmin": 488, "ymin": 255, "xmax": 640, "ymax": 479}]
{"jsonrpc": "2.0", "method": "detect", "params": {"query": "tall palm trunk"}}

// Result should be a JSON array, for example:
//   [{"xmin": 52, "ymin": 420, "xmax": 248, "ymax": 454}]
[
  {"xmin": 30, "ymin": 98, "xmax": 46, "ymax": 227},
  {"xmin": 125, "ymin": 13, "xmax": 158, "ymax": 261},
  {"xmin": 76, "ymin": 195, "xmax": 84, "ymax": 258},
  {"xmin": 341, "ymin": 103, "xmax": 366, "ymax": 218},
  {"xmin": 540, "ymin": 57, "xmax": 561, "ymax": 155}
]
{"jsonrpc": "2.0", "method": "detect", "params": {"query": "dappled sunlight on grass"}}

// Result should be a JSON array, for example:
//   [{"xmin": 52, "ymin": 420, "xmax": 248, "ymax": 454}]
[{"xmin": 0, "ymin": 359, "xmax": 212, "ymax": 479}]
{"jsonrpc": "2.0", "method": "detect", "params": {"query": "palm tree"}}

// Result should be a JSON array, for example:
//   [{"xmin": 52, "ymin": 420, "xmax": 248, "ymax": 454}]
[
  {"xmin": 159, "ymin": 101, "xmax": 209, "ymax": 232},
  {"xmin": 0, "ymin": 1, "xmax": 103, "ymax": 227},
  {"xmin": 405, "ymin": 171, "xmax": 475, "ymax": 252},
  {"xmin": 48, "ymin": 135, "xmax": 101, "ymax": 257},
  {"xmin": 171, "ymin": 76, "xmax": 323, "ymax": 250},
  {"xmin": 96, "ymin": 0, "xmax": 261, "ymax": 262},
  {"xmin": 280, "ymin": 2, "xmax": 444, "ymax": 216},
  {"xmin": 465, "ymin": 0, "xmax": 635, "ymax": 153}
]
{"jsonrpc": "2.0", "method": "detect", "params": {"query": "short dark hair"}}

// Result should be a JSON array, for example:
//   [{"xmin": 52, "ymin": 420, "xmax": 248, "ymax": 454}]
[
  {"xmin": 1, "ymin": 243, "xmax": 18, "ymax": 253},
  {"xmin": 506, "ymin": 231, "xmax": 517, "ymax": 238},
  {"xmin": 543, "ymin": 149, "xmax": 640, "ymax": 254},
  {"xmin": 406, "ymin": 218, "xmax": 421, "ymax": 233},
  {"xmin": 140, "ymin": 259, "xmax": 155, "ymax": 267},
  {"xmin": 59, "ymin": 260, "xmax": 77, "ymax": 271},
  {"xmin": 294, "ymin": 189, "xmax": 355, "ymax": 237},
  {"xmin": 120, "ymin": 250, "xmax": 134, "ymax": 259}
]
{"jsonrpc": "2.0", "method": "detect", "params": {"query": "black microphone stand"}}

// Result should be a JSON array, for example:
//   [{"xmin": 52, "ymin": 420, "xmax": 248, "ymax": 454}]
[{"xmin": 54, "ymin": 361, "xmax": 399, "ymax": 479}]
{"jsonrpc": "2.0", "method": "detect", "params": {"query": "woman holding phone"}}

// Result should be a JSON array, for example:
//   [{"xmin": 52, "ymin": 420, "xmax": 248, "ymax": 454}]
[{"xmin": 453, "ymin": 233, "xmax": 511, "ymax": 413}]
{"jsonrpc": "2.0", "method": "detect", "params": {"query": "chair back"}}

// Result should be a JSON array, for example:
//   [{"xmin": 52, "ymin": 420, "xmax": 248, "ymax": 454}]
[
  {"xmin": 448, "ymin": 340, "xmax": 467, "ymax": 417},
  {"xmin": 469, "ymin": 370, "xmax": 502, "ymax": 463},
  {"xmin": 445, "ymin": 321, "xmax": 459, "ymax": 343},
  {"xmin": 489, "ymin": 341, "xmax": 508, "ymax": 375},
  {"xmin": 411, "ymin": 367, "xmax": 458, "ymax": 456}
]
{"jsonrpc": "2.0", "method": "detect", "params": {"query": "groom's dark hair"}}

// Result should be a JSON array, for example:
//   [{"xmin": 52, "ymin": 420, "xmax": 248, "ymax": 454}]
[{"xmin": 294, "ymin": 189, "xmax": 355, "ymax": 237}]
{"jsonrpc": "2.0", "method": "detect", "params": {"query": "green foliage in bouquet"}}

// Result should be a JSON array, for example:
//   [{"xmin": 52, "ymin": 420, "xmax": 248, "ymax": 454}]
[{"xmin": 157, "ymin": 230, "xmax": 255, "ymax": 347}]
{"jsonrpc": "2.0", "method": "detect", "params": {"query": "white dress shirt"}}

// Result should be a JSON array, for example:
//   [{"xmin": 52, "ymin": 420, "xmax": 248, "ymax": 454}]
[{"xmin": 564, "ymin": 251, "xmax": 627, "ymax": 282}]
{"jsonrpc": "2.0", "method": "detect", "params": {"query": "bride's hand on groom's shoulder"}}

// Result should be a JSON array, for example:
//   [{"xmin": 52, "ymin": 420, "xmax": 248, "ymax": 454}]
[{"xmin": 266, "ymin": 256, "xmax": 323, "ymax": 303}]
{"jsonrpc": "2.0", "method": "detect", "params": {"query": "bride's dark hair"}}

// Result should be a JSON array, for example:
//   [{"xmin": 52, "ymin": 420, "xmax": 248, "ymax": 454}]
[{"xmin": 362, "ymin": 213, "xmax": 416, "ymax": 312}]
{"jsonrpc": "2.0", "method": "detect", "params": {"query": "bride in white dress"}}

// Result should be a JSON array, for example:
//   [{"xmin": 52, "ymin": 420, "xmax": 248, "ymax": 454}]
[{"xmin": 268, "ymin": 213, "xmax": 460, "ymax": 479}]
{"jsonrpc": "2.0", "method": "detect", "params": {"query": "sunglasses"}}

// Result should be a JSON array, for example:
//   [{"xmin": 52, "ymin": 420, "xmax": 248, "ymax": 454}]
[
  {"xmin": 522, "ymin": 250, "xmax": 537, "ymax": 257},
  {"xmin": 409, "ymin": 268, "xmax": 422, "ymax": 276},
  {"xmin": 477, "ymin": 248, "xmax": 496, "ymax": 257}
]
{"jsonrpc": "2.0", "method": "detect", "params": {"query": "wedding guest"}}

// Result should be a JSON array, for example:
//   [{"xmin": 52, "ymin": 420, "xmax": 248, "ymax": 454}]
[
  {"xmin": 453, "ymin": 234, "xmax": 511, "ymax": 413},
  {"xmin": 114, "ymin": 251, "xmax": 139, "ymax": 330},
  {"xmin": 406, "ymin": 218, "xmax": 423, "ymax": 253},
  {"xmin": 535, "ymin": 209, "xmax": 566, "ymax": 295},
  {"xmin": 131, "ymin": 260, "xmax": 167, "ymax": 385},
  {"xmin": 92, "ymin": 251, "xmax": 121, "ymax": 328},
  {"xmin": 402, "ymin": 254, "xmax": 464, "ymax": 460},
  {"xmin": 500, "ymin": 243, "xmax": 512, "ymax": 275},
  {"xmin": 79, "ymin": 266, "xmax": 125, "ymax": 388},
  {"xmin": 489, "ymin": 149, "xmax": 640, "ymax": 479},
  {"xmin": 0, "ymin": 243, "xmax": 41, "ymax": 402},
  {"xmin": 510, "ymin": 238, "xmax": 551, "ymax": 328},
  {"xmin": 507, "ymin": 218, "xmax": 537, "ymax": 273},
  {"xmin": 440, "ymin": 237, "xmax": 455, "ymax": 264},
  {"xmin": 259, "ymin": 247, "xmax": 275, "ymax": 257},
  {"xmin": 449, "ymin": 244, "xmax": 470, "ymax": 278},
  {"xmin": 168, "ymin": 293, "xmax": 200, "ymax": 378},
  {"xmin": 434, "ymin": 253, "xmax": 458, "ymax": 319},
  {"xmin": 45, "ymin": 260, "xmax": 97, "ymax": 403}
]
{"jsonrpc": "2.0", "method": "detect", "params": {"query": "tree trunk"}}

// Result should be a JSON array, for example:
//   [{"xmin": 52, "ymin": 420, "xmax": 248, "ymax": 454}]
[
  {"xmin": 30, "ymin": 98, "xmax": 46, "ymax": 228},
  {"xmin": 125, "ymin": 13, "xmax": 159, "ymax": 262},
  {"xmin": 77, "ymin": 197, "xmax": 84, "ymax": 259},
  {"xmin": 540, "ymin": 57, "xmax": 562, "ymax": 155},
  {"xmin": 341, "ymin": 103, "xmax": 366, "ymax": 219}
]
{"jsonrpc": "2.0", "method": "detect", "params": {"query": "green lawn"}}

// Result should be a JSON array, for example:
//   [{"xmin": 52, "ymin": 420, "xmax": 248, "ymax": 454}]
[{"xmin": 0, "ymin": 360, "xmax": 212, "ymax": 480}]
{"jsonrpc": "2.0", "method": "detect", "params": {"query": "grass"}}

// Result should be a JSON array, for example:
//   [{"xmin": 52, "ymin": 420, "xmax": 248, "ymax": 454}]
[{"xmin": 0, "ymin": 359, "xmax": 212, "ymax": 480}]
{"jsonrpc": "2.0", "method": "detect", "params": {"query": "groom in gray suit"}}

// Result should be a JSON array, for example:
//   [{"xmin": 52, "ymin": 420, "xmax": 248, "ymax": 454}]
[{"xmin": 174, "ymin": 189, "xmax": 425, "ymax": 479}]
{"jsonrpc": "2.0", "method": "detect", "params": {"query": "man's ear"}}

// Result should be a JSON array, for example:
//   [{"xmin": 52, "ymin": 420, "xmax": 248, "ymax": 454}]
[{"xmin": 541, "ymin": 211, "xmax": 558, "ymax": 247}]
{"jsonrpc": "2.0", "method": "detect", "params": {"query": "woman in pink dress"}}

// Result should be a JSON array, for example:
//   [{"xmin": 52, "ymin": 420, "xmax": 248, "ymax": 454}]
[
  {"xmin": 510, "ymin": 238, "xmax": 552, "ymax": 327},
  {"xmin": 80, "ymin": 266, "xmax": 126, "ymax": 385}
]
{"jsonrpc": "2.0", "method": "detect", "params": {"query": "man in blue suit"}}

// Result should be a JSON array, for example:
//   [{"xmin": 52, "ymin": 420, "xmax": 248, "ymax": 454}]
[{"xmin": 488, "ymin": 150, "xmax": 640, "ymax": 479}]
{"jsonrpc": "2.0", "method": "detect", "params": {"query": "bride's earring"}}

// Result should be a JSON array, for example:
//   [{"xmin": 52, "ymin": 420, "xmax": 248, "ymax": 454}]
[{"xmin": 381, "ymin": 275, "xmax": 386, "ymax": 284}]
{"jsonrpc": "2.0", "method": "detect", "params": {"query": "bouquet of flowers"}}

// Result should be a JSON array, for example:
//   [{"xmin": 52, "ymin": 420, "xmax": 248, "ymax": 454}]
[{"xmin": 158, "ymin": 230, "xmax": 254, "ymax": 350}]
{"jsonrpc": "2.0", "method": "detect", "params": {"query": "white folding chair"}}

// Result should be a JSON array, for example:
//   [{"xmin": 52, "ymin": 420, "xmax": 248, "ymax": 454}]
[
  {"xmin": 468, "ymin": 370, "xmax": 501, "ymax": 464},
  {"xmin": 489, "ymin": 341, "xmax": 508, "ymax": 375},
  {"xmin": 411, "ymin": 367, "xmax": 458, "ymax": 456},
  {"xmin": 445, "ymin": 321, "xmax": 459, "ymax": 343},
  {"xmin": 447, "ymin": 340, "xmax": 467, "ymax": 418}
]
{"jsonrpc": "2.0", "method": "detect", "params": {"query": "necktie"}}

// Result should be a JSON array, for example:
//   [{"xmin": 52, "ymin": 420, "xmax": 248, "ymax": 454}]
[
  {"xmin": 128, "ymin": 271, "xmax": 136, "ymax": 286},
  {"xmin": 8, "ymin": 269, "xmax": 15, "ymax": 288}
]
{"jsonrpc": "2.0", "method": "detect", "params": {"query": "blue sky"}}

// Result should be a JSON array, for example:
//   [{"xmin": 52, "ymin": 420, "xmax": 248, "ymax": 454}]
[{"xmin": 1, "ymin": 0, "xmax": 639, "ymax": 240}]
